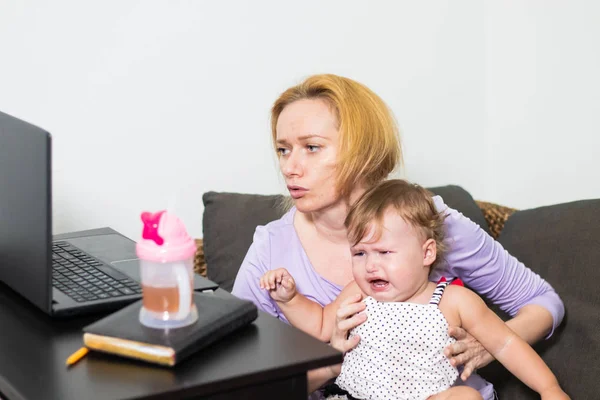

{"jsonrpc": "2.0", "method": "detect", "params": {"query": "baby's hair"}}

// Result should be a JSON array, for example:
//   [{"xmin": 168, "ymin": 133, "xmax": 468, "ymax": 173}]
[{"xmin": 345, "ymin": 179, "xmax": 447, "ymax": 267}]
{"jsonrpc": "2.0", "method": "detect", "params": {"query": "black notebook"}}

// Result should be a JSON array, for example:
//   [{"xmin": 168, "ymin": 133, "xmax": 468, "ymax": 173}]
[{"xmin": 82, "ymin": 292, "xmax": 258, "ymax": 366}]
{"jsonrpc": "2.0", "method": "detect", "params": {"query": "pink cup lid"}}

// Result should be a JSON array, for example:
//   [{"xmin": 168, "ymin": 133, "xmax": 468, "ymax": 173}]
[{"xmin": 136, "ymin": 210, "xmax": 196, "ymax": 263}]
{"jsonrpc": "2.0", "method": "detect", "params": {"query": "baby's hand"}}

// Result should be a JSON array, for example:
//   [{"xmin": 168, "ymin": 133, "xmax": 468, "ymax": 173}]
[{"xmin": 259, "ymin": 268, "xmax": 297, "ymax": 303}]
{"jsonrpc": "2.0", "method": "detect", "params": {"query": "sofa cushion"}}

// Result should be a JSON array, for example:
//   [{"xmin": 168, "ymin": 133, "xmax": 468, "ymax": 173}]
[
  {"xmin": 202, "ymin": 192, "xmax": 285, "ymax": 292},
  {"xmin": 480, "ymin": 199, "xmax": 600, "ymax": 399},
  {"xmin": 202, "ymin": 185, "xmax": 487, "ymax": 293}
]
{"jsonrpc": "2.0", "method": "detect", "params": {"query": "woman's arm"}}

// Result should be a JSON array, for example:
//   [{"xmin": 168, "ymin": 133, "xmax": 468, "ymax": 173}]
[
  {"xmin": 451, "ymin": 286, "xmax": 569, "ymax": 399},
  {"xmin": 306, "ymin": 293, "xmax": 367, "ymax": 394},
  {"xmin": 305, "ymin": 293, "xmax": 367, "ymax": 394},
  {"xmin": 436, "ymin": 197, "xmax": 564, "ymax": 333},
  {"xmin": 434, "ymin": 197, "xmax": 565, "ymax": 373},
  {"xmin": 446, "ymin": 304, "xmax": 554, "ymax": 376}
]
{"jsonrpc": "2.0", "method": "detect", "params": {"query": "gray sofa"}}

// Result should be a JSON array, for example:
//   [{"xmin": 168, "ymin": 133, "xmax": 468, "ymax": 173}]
[{"xmin": 200, "ymin": 186, "xmax": 599, "ymax": 399}]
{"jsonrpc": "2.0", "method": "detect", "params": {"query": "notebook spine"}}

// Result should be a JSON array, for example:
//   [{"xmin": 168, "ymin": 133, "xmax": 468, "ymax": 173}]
[{"xmin": 83, "ymin": 332, "xmax": 176, "ymax": 366}]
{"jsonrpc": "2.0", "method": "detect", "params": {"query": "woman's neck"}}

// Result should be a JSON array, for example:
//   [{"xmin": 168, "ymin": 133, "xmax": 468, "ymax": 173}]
[
  {"xmin": 301, "ymin": 186, "xmax": 367, "ymax": 245},
  {"xmin": 307, "ymin": 202, "xmax": 350, "ymax": 245}
]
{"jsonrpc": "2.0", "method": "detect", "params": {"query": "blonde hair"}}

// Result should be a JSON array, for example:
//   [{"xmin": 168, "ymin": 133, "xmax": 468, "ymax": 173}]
[
  {"xmin": 271, "ymin": 74, "xmax": 402, "ymax": 198},
  {"xmin": 345, "ymin": 179, "xmax": 447, "ymax": 266}
]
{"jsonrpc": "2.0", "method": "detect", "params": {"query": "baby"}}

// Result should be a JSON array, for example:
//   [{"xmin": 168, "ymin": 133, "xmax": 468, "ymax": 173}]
[{"xmin": 260, "ymin": 179, "xmax": 569, "ymax": 400}]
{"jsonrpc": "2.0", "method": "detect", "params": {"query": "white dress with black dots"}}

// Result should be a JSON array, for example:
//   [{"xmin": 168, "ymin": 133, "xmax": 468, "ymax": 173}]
[{"xmin": 334, "ymin": 280, "xmax": 459, "ymax": 400}]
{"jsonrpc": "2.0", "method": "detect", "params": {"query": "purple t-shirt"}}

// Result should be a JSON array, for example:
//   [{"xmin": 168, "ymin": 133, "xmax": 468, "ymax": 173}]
[{"xmin": 232, "ymin": 196, "xmax": 565, "ymax": 400}]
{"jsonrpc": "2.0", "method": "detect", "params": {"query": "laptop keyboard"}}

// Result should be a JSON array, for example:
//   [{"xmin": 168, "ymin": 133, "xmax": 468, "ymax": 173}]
[{"xmin": 52, "ymin": 241, "xmax": 142, "ymax": 303}]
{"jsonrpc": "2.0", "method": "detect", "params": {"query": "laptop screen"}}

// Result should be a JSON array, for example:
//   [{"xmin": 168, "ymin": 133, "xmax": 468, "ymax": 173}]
[{"xmin": 0, "ymin": 111, "xmax": 53, "ymax": 313}]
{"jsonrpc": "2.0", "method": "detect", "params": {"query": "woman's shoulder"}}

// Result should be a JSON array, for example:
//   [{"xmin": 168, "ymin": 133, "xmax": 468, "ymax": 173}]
[
  {"xmin": 249, "ymin": 207, "xmax": 299, "ymax": 255},
  {"xmin": 254, "ymin": 206, "xmax": 296, "ymax": 238},
  {"xmin": 432, "ymin": 195, "xmax": 447, "ymax": 212},
  {"xmin": 237, "ymin": 207, "xmax": 300, "ymax": 277},
  {"xmin": 266, "ymin": 205, "xmax": 295, "ymax": 227},
  {"xmin": 432, "ymin": 195, "xmax": 481, "ymax": 236},
  {"xmin": 429, "ymin": 194, "xmax": 490, "ymax": 278}
]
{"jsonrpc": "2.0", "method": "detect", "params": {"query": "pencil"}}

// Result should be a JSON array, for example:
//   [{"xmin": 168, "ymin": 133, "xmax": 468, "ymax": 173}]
[{"xmin": 65, "ymin": 347, "xmax": 89, "ymax": 367}]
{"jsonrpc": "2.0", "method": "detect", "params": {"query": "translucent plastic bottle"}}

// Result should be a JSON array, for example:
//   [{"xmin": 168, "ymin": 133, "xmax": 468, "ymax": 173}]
[{"xmin": 136, "ymin": 210, "xmax": 198, "ymax": 329}]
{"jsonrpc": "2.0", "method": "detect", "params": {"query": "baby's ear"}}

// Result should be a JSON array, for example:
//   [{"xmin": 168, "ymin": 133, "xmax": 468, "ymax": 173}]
[{"xmin": 422, "ymin": 239, "xmax": 437, "ymax": 267}]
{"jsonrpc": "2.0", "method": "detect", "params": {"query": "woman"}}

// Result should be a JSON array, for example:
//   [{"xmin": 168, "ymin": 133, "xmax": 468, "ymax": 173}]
[{"xmin": 232, "ymin": 74, "xmax": 564, "ymax": 399}]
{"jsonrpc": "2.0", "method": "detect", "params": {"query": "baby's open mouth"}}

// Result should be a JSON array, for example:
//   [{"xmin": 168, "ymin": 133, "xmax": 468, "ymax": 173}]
[{"xmin": 369, "ymin": 279, "xmax": 389, "ymax": 290}]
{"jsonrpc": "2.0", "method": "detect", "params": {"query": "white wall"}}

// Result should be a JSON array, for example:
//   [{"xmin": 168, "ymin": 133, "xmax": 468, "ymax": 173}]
[
  {"xmin": 484, "ymin": 1, "xmax": 600, "ymax": 209},
  {"xmin": 0, "ymin": 1, "xmax": 598, "ymax": 240}
]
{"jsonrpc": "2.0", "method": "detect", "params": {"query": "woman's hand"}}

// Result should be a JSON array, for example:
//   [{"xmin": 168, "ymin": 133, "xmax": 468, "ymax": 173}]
[
  {"xmin": 330, "ymin": 293, "xmax": 367, "ymax": 353},
  {"xmin": 445, "ymin": 326, "xmax": 494, "ymax": 381},
  {"xmin": 306, "ymin": 364, "xmax": 342, "ymax": 394}
]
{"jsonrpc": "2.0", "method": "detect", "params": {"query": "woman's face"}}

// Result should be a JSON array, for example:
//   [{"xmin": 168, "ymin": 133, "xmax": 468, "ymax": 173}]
[{"xmin": 275, "ymin": 98, "xmax": 341, "ymax": 213}]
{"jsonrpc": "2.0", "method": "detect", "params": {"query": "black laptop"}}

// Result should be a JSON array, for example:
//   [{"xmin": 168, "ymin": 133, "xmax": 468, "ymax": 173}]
[{"xmin": 0, "ymin": 110, "xmax": 218, "ymax": 317}]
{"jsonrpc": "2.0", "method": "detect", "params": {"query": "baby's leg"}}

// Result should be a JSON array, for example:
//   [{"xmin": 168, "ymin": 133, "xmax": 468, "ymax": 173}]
[{"xmin": 428, "ymin": 386, "xmax": 483, "ymax": 400}]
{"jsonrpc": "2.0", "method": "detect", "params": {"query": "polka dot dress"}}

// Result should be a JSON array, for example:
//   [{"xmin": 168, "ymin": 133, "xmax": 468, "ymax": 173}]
[{"xmin": 335, "ymin": 280, "xmax": 459, "ymax": 400}]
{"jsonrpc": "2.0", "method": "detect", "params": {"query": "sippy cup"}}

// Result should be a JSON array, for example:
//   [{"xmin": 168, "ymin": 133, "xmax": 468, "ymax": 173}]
[{"xmin": 136, "ymin": 210, "xmax": 198, "ymax": 329}]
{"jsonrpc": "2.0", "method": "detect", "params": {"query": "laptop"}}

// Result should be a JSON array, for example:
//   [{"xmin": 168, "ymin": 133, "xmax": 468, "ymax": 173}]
[{"xmin": 0, "ymin": 110, "xmax": 218, "ymax": 317}]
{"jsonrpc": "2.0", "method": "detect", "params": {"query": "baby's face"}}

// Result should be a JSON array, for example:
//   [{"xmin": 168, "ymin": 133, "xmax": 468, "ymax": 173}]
[{"xmin": 350, "ymin": 209, "xmax": 432, "ymax": 302}]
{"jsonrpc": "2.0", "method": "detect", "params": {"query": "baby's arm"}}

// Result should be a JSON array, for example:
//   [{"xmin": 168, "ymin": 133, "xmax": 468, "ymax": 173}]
[
  {"xmin": 282, "ymin": 281, "xmax": 361, "ymax": 342},
  {"xmin": 260, "ymin": 269, "xmax": 361, "ymax": 341},
  {"xmin": 448, "ymin": 286, "xmax": 569, "ymax": 399}
]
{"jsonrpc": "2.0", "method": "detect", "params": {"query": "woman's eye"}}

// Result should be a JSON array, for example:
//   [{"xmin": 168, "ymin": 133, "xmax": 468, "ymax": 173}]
[
  {"xmin": 307, "ymin": 145, "xmax": 320, "ymax": 152},
  {"xmin": 380, "ymin": 251, "xmax": 391, "ymax": 255},
  {"xmin": 353, "ymin": 251, "xmax": 365, "ymax": 257},
  {"xmin": 277, "ymin": 147, "xmax": 290, "ymax": 156}
]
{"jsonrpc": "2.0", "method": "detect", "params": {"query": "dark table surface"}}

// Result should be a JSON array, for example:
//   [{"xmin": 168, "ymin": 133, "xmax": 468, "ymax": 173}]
[{"xmin": 0, "ymin": 283, "xmax": 342, "ymax": 400}]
